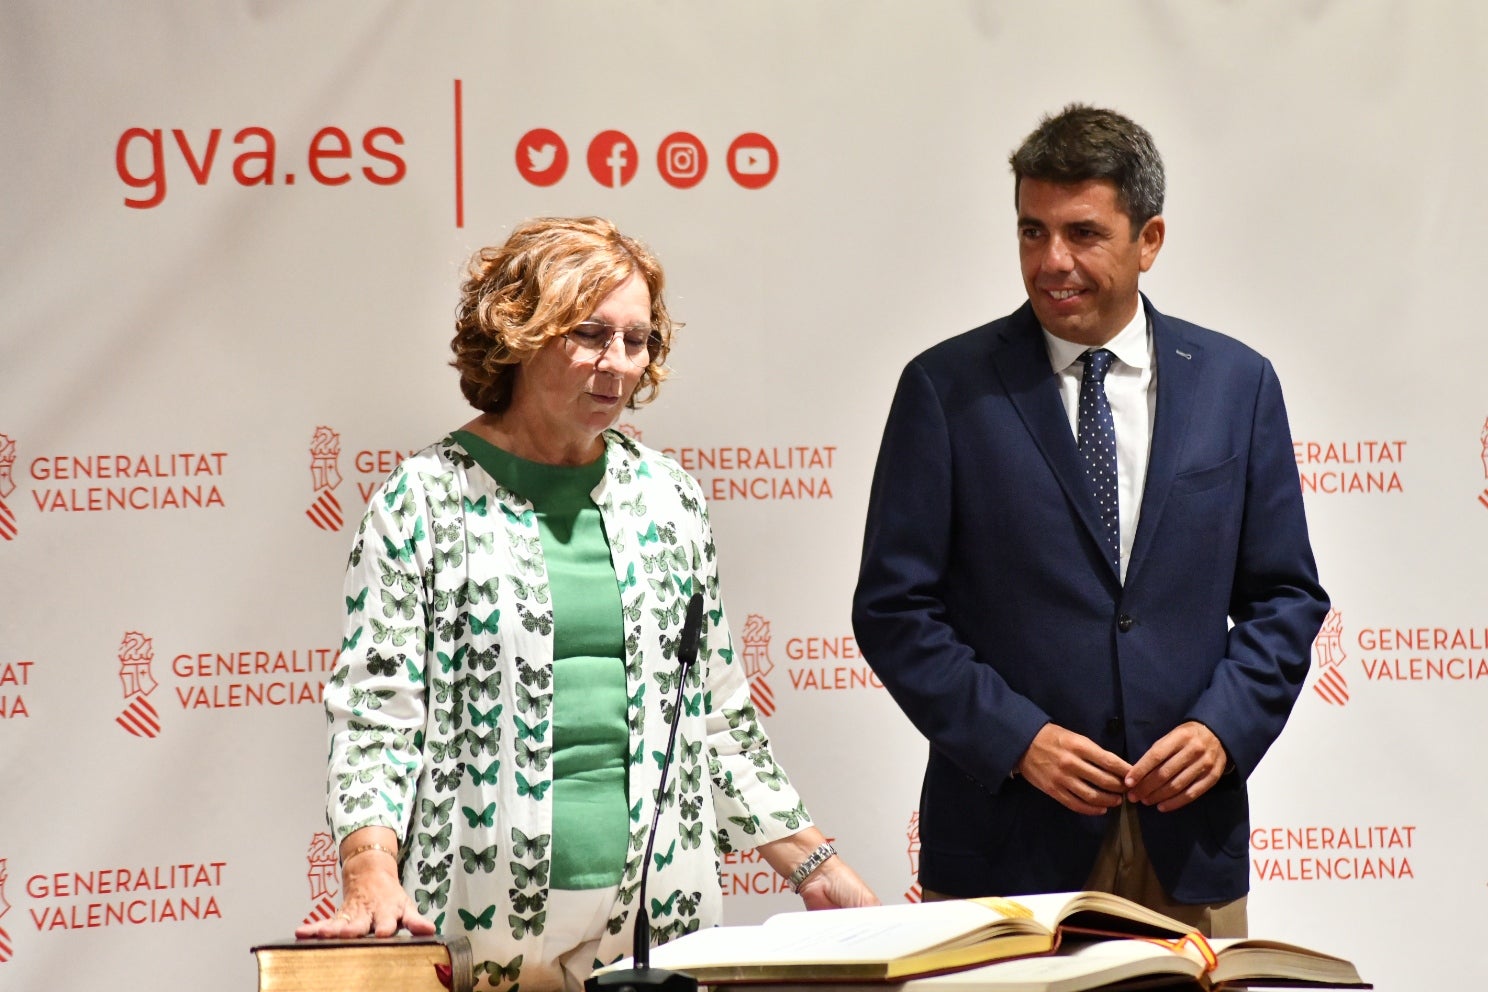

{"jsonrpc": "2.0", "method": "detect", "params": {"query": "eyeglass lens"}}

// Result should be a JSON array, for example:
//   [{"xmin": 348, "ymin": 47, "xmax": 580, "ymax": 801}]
[{"xmin": 566, "ymin": 321, "xmax": 655, "ymax": 366}]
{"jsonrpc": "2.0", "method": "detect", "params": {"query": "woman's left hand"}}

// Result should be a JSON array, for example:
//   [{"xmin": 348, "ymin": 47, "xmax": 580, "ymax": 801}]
[
  {"xmin": 758, "ymin": 828, "xmax": 880, "ymax": 911},
  {"xmin": 796, "ymin": 856, "xmax": 880, "ymax": 910}
]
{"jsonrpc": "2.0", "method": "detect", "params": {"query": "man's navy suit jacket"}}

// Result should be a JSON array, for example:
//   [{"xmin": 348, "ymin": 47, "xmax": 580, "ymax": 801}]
[{"xmin": 852, "ymin": 297, "xmax": 1328, "ymax": 904}]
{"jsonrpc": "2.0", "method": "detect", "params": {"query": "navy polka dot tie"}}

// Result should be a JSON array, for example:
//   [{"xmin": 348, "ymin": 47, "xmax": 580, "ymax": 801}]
[{"xmin": 1078, "ymin": 349, "xmax": 1120, "ymax": 571}]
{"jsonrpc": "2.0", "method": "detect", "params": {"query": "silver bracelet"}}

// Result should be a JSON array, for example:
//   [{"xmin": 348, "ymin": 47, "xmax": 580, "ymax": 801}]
[{"xmin": 787, "ymin": 842, "xmax": 837, "ymax": 893}]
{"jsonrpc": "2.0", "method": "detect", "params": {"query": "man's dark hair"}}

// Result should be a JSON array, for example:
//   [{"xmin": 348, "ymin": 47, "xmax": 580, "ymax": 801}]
[{"xmin": 1009, "ymin": 104, "xmax": 1165, "ymax": 234}]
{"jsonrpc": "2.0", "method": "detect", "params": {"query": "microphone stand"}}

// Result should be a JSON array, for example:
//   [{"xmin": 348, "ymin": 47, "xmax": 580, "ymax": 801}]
[{"xmin": 586, "ymin": 593, "xmax": 704, "ymax": 992}]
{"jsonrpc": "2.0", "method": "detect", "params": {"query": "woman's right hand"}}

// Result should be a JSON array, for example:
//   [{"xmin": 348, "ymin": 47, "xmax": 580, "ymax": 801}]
[{"xmin": 293, "ymin": 828, "xmax": 437, "ymax": 939}]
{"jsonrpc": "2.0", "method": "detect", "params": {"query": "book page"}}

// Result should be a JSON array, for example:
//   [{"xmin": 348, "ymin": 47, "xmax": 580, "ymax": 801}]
[
  {"xmin": 1007, "ymin": 891, "xmax": 1195, "ymax": 938},
  {"xmin": 645, "ymin": 901, "xmax": 1030, "ymax": 968},
  {"xmin": 709, "ymin": 940, "xmax": 1203, "ymax": 992},
  {"xmin": 898, "ymin": 940, "xmax": 1201, "ymax": 991},
  {"xmin": 1206, "ymin": 938, "xmax": 1365, "ymax": 985}
]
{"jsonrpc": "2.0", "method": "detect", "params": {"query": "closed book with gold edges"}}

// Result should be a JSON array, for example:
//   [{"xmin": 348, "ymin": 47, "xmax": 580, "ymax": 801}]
[
  {"xmin": 594, "ymin": 892, "xmax": 1200, "ymax": 985},
  {"xmin": 251, "ymin": 933, "xmax": 473, "ymax": 992}
]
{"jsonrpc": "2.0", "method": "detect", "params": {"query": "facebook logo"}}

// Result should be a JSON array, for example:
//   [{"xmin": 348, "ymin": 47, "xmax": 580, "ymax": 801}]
[
  {"xmin": 587, "ymin": 130, "xmax": 638, "ymax": 188},
  {"xmin": 604, "ymin": 141, "xmax": 629, "ymax": 186}
]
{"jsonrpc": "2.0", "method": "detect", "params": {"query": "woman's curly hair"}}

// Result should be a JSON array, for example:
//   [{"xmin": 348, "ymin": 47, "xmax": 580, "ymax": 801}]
[{"xmin": 450, "ymin": 216, "xmax": 676, "ymax": 414}]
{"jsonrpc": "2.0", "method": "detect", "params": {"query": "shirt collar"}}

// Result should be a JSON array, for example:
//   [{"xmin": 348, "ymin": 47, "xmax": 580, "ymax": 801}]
[{"xmin": 1041, "ymin": 296, "xmax": 1151, "ymax": 374}]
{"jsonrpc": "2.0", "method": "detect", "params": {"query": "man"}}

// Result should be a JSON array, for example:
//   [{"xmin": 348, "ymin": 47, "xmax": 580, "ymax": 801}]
[{"xmin": 852, "ymin": 105, "xmax": 1327, "ymax": 937}]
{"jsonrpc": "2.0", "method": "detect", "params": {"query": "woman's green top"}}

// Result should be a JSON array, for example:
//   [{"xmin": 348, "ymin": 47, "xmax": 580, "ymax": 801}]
[{"xmin": 454, "ymin": 430, "xmax": 628, "ymax": 889}]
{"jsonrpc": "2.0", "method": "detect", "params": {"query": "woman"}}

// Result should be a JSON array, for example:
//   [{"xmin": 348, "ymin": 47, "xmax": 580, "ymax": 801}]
[{"xmin": 296, "ymin": 217, "xmax": 876, "ymax": 991}]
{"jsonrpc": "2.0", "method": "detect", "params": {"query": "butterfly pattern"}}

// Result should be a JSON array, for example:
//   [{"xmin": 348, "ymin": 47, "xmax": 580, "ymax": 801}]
[{"xmin": 324, "ymin": 431, "xmax": 810, "ymax": 991}]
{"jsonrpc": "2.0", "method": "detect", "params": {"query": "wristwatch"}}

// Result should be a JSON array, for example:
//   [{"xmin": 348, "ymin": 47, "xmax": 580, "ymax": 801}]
[{"xmin": 787, "ymin": 842, "xmax": 837, "ymax": 893}]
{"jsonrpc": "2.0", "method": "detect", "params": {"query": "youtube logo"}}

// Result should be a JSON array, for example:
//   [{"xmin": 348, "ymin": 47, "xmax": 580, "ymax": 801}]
[{"xmin": 727, "ymin": 133, "xmax": 778, "ymax": 189}]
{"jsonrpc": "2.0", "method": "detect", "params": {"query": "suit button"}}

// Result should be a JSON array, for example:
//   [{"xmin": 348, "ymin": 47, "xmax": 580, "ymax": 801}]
[
  {"xmin": 1118, "ymin": 614, "xmax": 1134, "ymax": 632},
  {"xmin": 1106, "ymin": 717, "xmax": 1123, "ymax": 735}
]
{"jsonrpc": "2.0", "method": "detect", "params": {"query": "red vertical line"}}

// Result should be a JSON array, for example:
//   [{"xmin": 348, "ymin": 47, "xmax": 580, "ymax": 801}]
[{"xmin": 453, "ymin": 79, "xmax": 466, "ymax": 229}]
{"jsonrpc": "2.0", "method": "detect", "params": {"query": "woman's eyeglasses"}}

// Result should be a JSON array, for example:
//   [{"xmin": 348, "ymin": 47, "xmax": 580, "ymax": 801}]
[{"xmin": 561, "ymin": 321, "xmax": 659, "ymax": 367}]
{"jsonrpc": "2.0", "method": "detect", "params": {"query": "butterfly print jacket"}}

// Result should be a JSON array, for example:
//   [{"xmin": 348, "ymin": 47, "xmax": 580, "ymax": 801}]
[{"xmin": 325, "ymin": 430, "xmax": 812, "ymax": 990}]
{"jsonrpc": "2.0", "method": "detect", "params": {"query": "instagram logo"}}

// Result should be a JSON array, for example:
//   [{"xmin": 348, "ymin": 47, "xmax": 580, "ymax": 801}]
[
  {"xmin": 586, "ymin": 129, "xmax": 638, "ymax": 188},
  {"xmin": 657, "ymin": 132, "xmax": 707, "ymax": 189}
]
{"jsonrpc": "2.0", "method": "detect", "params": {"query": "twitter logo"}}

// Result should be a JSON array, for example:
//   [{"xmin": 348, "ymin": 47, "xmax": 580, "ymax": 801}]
[
  {"xmin": 516, "ymin": 129, "xmax": 568, "ymax": 186},
  {"xmin": 526, "ymin": 143, "xmax": 557, "ymax": 172}
]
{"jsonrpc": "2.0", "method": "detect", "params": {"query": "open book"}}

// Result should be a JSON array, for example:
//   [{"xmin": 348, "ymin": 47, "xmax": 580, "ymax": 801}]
[
  {"xmin": 707, "ymin": 936, "xmax": 1370, "ymax": 991},
  {"xmin": 596, "ymin": 891, "xmax": 1199, "ymax": 984}
]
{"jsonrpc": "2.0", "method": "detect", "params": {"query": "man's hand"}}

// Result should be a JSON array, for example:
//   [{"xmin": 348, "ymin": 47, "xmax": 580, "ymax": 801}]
[
  {"xmin": 1017, "ymin": 723, "xmax": 1131, "ymax": 815},
  {"xmin": 1125, "ymin": 721, "xmax": 1228, "ymax": 812}
]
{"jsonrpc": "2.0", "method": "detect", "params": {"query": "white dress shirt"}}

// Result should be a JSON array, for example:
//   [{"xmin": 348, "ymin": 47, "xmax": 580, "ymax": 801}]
[{"xmin": 1041, "ymin": 299, "xmax": 1156, "ymax": 584}]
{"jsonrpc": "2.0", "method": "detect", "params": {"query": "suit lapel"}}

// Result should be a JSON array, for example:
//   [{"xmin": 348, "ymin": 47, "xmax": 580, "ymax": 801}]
[
  {"xmin": 1128, "ymin": 299, "xmax": 1203, "ymax": 585},
  {"xmin": 990, "ymin": 304, "xmax": 1118, "ymax": 578}
]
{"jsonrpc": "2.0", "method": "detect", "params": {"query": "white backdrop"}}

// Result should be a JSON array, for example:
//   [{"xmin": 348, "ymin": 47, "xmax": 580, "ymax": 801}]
[{"xmin": 2, "ymin": 3, "xmax": 1485, "ymax": 990}]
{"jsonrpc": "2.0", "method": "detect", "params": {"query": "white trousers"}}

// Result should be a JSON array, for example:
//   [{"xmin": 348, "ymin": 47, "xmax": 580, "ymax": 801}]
[{"xmin": 543, "ymin": 885, "xmax": 622, "ymax": 992}]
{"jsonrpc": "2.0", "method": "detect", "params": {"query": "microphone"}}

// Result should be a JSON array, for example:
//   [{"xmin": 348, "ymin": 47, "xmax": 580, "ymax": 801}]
[{"xmin": 587, "ymin": 592, "xmax": 704, "ymax": 992}]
